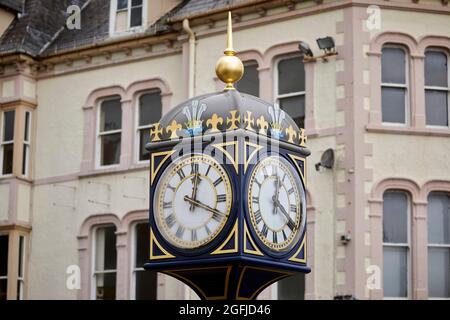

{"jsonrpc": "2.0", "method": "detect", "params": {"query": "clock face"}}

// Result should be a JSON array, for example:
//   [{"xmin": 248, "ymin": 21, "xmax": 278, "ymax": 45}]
[
  {"xmin": 154, "ymin": 154, "xmax": 232, "ymax": 249},
  {"xmin": 247, "ymin": 155, "xmax": 305, "ymax": 252}
]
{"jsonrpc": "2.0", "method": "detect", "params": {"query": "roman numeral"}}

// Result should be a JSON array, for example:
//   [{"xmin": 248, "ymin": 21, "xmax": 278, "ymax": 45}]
[
  {"xmin": 191, "ymin": 229, "xmax": 197, "ymax": 242},
  {"xmin": 204, "ymin": 224, "xmax": 211, "ymax": 235},
  {"xmin": 288, "ymin": 187, "xmax": 294, "ymax": 195},
  {"xmin": 175, "ymin": 226, "xmax": 185, "ymax": 238},
  {"xmin": 290, "ymin": 205, "xmax": 297, "ymax": 213},
  {"xmin": 205, "ymin": 165, "xmax": 212, "ymax": 176},
  {"xmin": 287, "ymin": 218, "xmax": 296, "ymax": 231},
  {"xmin": 213, "ymin": 177, "xmax": 223, "ymax": 187},
  {"xmin": 191, "ymin": 163, "xmax": 199, "ymax": 175},
  {"xmin": 254, "ymin": 210, "xmax": 262, "ymax": 224},
  {"xmin": 177, "ymin": 168, "xmax": 186, "ymax": 180},
  {"xmin": 212, "ymin": 211, "xmax": 223, "ymax": 222},
  {"xmin": 262, "ymin": 166, "xmax": 269, "ymax": 179},
  {"xmin": 282, "ymin": 229, "xmax": 287, "ymax": 241},
  {"xmin": 252, "ymin": 196, "xmax": 259, "ymax": 204},
  {"xmin": 261, "ymin": 224, "xmax": 269, "ymax": 238},
  {"xmin": 273, "ymin": 231, "xmax": 278, "ymax": 244},
  {"xmin": 167, "ymin": 184, "xmax": 176, "ymax": 192},
  {"xmin": 165, "ymin": 214, "xmax": 176, "ymax": 228},
  {"xmin": 255, "ymin": 179, "xmax": 262, "ymax": 188},
  {"xmin": 216, "ymin": 194, "xmax": 226, "ymax": 202},
  {"xmin": 163, "ymin": 201, "xmax": 172, "ymax": 209},
  {"xmin": 282, "ymin": 174, "xmax": 287, "ymax": 183},
  {"xmin": 271, "ymin": 164, "xmax": 278, "ymax": 176}
]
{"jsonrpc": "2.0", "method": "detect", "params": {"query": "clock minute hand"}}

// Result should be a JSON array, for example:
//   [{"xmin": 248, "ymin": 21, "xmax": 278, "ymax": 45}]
[
  {"xmin": 189, "ymin": 173, "xmax": 201, "ymax": 211},
  {"xmin": 183, "ymin": 196, "xmax": 227, "ymax": 217},
  {"xmin": 272, "ymin": 197, "xmax": 297, "ymax": 231}
]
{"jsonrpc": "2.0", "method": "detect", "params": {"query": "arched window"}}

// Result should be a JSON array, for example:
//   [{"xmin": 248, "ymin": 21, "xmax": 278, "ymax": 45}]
[
  {"xmin": 425, "ymin": 50, "xmax": 449, "ymax": 127},
  {"xmin": 236, "ymin": 60, "xmax": 260, "ymax": 97},
  {"xmin": 92, "ymin": 225, "xmax": 117, "ymax": 300},
  {"xmin": 383, "ymin": 190, "xmax": 410, "ymax": 298},
  {"xmin": 427, "ymin": 192, "xmax": 450, "ymax": 298},
  {"xmin": 97, "ymin": 96, "xmax": 122, "ymax": 167},
  {"xmin": 275, "ymin": 55, "xmax": 305, "ymax": 129},
  {"xmin": 136, "ymin": 90, "xmax": 162, "ymax": 162},
  {"xmin": 381, "ymin": 46, "xmax": 409, "ymax": 125}
]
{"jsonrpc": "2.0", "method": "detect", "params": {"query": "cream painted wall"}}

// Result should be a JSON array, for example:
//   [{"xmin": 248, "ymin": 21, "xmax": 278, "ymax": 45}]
[
  {"xmin": 0, "ymin": 184, "xmax": 9, "ymax": 221},
  {"xmin": 34, "ymin": 53, "xmax": 184, "ymax": 180},
  {"xmin": 0, "ymin": 9, "xmax": 14, "ymax": 38},
  {"xmin": 17, "ymin": 184, "xmax": 31, "ymax": 223}
]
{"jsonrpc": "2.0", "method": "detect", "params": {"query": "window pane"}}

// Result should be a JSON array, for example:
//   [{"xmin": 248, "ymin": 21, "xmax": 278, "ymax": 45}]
[
  {"xmin": 135, "ymin": 271, "xmax": 157, "ymax": 300},
  {"xmin": 383, "ymin": 246, "xmax": 408, "ymax": 297},
  {"xmin": 135, "ymin": 223, "xmax": 149, "ymax": 268},
  {"xmin": 425, "ymin": 51, "xmax": 448, "ymax": 87},
  {"xmin": 278, "ymin": 57, "xmax": 305, "ymax": 94},
  {"xmin": 382, "ymin": 47, "xmax": 406, "ymax": 84},
  {"xmin": 236, "ymin": 62, "xmax": 259, "ymax": 97},
  {"xmin": 426, "ymin": 90, "xmax": 448, "ymax": 126},
  {"xmin": 3, "ymin": 110, "xmax": 15, "ymax": 141},
  {"xmin": 279, "ymin": 95, "xmax": 305, "ymax": 129},
  {"xmin": 2, "ymin": 143, "xmax": 13, "ymax": 175},
  {"xmin": 139, "ymin": 92, "xmax": 162, "ymax": 126},
  {"xmin": 101, "ymin": 134, "xmax": 121, "ymax": 166},
  {"xmin": 22, "ymin": 145, "xmax": 28, "ymax": 176},
  {"xmin": 139, "ymin": 130, "xmax": 150, "ymax": 161},
  {"xmin": 428, "ymin": 192, "xmax": 450, "ymax": 244},
  {"xmin": 18, "ymin": 236, "xmax": 24, "ymax": 278},
  {"xmin": 95, "ymin": 226, "xmax": 117, "ymax": 271},
  {"xmin": 95, "ymin": 273, "xmax": 116, "ymax": 300},
  {"xmin": 117, "ymin": 0, "xmax": 127, "ymax": 10},
  {"xmin": 428, "ymin": 247, "xmax": 450, "ymax": 298},
  {"xmin": 130, "ymin": 7, "xmax": 142, "ymax": 27},
  {"xmin": 100, "ymin": 98, "xmax": 122, "ymax": 132},
  {"xmin": 132, "ymin": 0, "xmax": 142, "ymax": 6},
  {"xmin": 24, "ymin": 112, "xmax": 30, "ymax": 142},
  {"xmin": 383, "ymin": 191, "xmax": 408, "ymax": 243},
  {"xmin": 277, "ymin": 273, "xmax": 305, "ymax": 300},
  {"xmin": 382, "ymin": 87, "xmax": 406, "ymax": 123},
  {"xmin": 0, "ymin": 279, "xmax": 6, "ymax": 301},
  {"xmin": 0, "ymin": 235, "xmax": 8, "ymax": 276}
]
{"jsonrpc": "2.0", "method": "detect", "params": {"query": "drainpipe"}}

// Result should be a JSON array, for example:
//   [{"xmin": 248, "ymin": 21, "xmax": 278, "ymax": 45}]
[{"xmin": 182, "ymin": 18, "xmax": 196, "ymax": 98}]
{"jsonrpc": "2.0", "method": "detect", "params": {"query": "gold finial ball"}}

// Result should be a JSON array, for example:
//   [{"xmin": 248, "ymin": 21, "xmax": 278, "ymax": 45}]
[{"xmin": 215, "ymin": 54, "xmax": 244, "ymax": 86}]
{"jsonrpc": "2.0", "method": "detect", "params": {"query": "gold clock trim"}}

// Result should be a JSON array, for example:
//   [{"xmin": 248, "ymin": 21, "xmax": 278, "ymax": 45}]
[
  {"xmin": 243, "ymin": 141, "xmax": 263, "ymax": 173},
  {"xmin": 247, "ymin": 156, "xmax": 302, "ymax": 252},
  {"xmin": 164, "ymin": 266, "xmax": 232, "ymax": 300},
  {"xmin": 155, "ymin": 154, "xmax": 233, "ymax": 249},
  {"xmin": 150, "ymin": 150, "xmax": 176, "ymax": 186},
  {"xmin": 243, "ymin": 222, "xmax": 263, "ymax": 256},
  {"xmin": 287, "ymin": 153, "xmax": 306, "ymax": 186},
  {"xmin": 149, "ymin": 228, "xmax": 175, "ymax": 260},
  {"xmin": 235, "ymin": 266, "xmax": 293, "ymax": 300},
  {"xmin": 288, "ymin": 235, "xmax": 307, "ymax": 263},
  {"xmin": 212, "ymin": 141, "xmax": 239, "ymax": 173},
  {"xmin": 211, "ymin": 220, "xmax": 238, "ymax": 255}
]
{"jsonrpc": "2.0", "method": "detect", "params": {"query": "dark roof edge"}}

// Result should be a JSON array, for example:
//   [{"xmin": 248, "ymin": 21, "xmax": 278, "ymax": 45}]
[{"xmin": 0, "ymin": 0, "xmax": 23, "ymax": 13}]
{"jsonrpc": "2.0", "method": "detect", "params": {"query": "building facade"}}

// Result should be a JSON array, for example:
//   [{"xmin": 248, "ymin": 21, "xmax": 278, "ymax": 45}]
[{"xmin": 0, "ymin": 0, "xmax": 449, "ymax": 300}]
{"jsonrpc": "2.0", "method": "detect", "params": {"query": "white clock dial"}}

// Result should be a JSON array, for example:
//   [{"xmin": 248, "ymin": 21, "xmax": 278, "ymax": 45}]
[
  {"xmin": 247, "ymin": 156, "xmax": 304, "ymax": 251},
  {"xmin": 154, "ymin": 154, "xmax": 232, "ymax": 249}
]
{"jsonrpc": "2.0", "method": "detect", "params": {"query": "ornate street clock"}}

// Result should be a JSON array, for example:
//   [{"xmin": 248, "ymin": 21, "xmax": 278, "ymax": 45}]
[{"xmin": 145, "ymin": 12, "xmax": 310, "ymax": 300}]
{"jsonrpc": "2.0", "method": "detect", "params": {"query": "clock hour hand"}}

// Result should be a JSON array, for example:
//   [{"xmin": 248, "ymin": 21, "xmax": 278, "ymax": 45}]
[
  {"xmin": 272, "ymin": 197, "xmax": 297, "ymax": 231},
  {"xmin": 184, "ymin": 196, "xmax": 227, "ymax": 217},
  {"xmin": 189, "ymin": 171, "xmax": 201, "ymax": 211}
]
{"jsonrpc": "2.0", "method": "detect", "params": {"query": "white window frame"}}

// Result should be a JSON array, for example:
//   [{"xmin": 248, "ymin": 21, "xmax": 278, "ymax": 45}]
[
  {"xmin": 17, "ymin": 235, "xmax": 25, "ymax": 300},
  {"xmin": 382, "ymin": 191, "xmax": 411, "ymax": 300},
  {"xmin": 90, "ymin": 225, "xmax": 118, "ymax": 300},
  {"xmin": 135, "ymin": 90, "xmax": 161, "ymax": 164},
  {"xmin": 273, "ymin": 53, "xmax": 306, "ymax": 127},
  {"xmin": 96, "ymin": 97, "xmax": 122, "ymax": 169},
  {"xmin": 0, "ymin": 109, "xmax": 15, "ymax": 177},
  {"xmin": 0, "ymin": 233, "xmax": 8, "ymax": 299},
  {"xmin": 424, "ymin": 49, "xmax": 450, "ymax": 129},
  {"xmin": 109, "ymin": 0, "xmax": 148, "ymax": 37},
  {"xmin": 427, "ymin": 192, "xmax": 450, "ymax": 300},
  {"xmin": 129, "ymin": 221, "xmax": 150, "ymax": 300},
  {"xmin": 22, "ymin": 110, "xmax": 31, "ymax": 177},
  {"xmin": 381, "ymin": 45, "xmax": 410, "ymax": 127}
]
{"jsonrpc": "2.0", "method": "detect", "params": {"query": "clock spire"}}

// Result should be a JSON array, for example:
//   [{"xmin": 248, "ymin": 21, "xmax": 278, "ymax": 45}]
[{"xmin": 215, "ymin": 11, "xmax": 244, "ymax": 91}]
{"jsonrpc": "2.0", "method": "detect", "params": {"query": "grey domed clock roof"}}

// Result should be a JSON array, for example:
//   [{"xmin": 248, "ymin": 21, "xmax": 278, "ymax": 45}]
[{"xmin": 149, "ymin": 90, "xmax": 307, "ymax": 148}]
